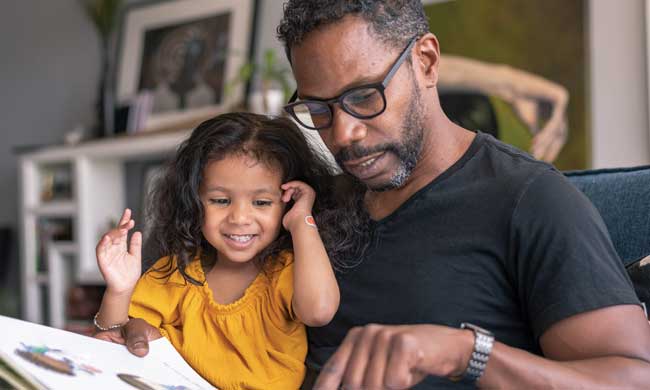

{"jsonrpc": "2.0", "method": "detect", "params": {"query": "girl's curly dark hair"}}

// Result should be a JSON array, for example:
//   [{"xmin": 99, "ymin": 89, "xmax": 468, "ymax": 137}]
[{"xmin": 145, "ymin": 112, "xmax": 370, "ymax": 284}]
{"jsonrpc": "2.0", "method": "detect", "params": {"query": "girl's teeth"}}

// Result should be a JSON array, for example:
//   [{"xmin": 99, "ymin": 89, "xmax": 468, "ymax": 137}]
[{"xmin": 228, "ymin": 235, "xmax": 253, "ymax": 242}]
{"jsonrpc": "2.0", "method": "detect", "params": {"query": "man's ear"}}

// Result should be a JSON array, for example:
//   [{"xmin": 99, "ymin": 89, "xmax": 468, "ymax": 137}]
[{"xmin": 415, "ymin": 33, "xmax": 440, "ymax": 88}]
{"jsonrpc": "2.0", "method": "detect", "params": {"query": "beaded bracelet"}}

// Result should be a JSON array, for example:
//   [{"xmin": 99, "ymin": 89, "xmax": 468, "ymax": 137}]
[{"xmin": 93, "ymin": 312, "xmax": 129, "ymax": 331}]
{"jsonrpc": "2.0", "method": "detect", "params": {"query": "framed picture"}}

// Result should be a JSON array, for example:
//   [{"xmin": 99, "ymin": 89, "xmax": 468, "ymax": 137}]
[
  {"xmin": 422, "ymin": 0, "xmax": 588, "ymax": 170},
  {"xmin": 116, "ymin": 0, "xmax": 256, "ymax": 131}
]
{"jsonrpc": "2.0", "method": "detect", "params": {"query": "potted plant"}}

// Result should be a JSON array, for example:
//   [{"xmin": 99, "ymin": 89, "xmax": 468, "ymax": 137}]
[
  {"xmin": 80, "ymin": 0, "xmax": 123, "ymax": 137},
  {"xmin": 228, "ymin": 48, "xmax": 293, "ymax": 115}
]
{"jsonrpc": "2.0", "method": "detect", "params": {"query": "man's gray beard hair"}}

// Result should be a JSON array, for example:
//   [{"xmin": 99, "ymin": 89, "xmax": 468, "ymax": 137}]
[{"xmin": 367, "ymin": 88, "xmax": 425, "ymax": 192}]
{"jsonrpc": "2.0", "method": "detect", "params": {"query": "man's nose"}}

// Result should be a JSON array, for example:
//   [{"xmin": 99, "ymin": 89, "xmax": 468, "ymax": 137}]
[{"xmin": 329, "ymin": 105, "xmax": 367, "ymax": 148}]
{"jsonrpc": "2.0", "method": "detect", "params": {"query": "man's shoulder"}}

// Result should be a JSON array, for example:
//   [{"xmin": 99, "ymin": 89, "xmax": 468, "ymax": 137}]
[
  {"xmin": 469, "ymin": 132, "xmax": 560, "ymax": 186},
  {"xmin": 429, "ymin": 132, "xmax": 570, "ymax": 210},
  {"xmin": 479, "ymin": 132, "xmax": 554, "ymax": 172}
]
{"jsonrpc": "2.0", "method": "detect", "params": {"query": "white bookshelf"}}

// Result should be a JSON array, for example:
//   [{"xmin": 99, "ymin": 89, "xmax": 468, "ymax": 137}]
[{"xmin": 18, "ymin": 130, "xmax": 190, "ymax": 327}]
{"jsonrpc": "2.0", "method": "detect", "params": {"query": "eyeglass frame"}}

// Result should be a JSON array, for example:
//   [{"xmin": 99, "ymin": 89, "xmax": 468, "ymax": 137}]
[{"xmin": 283, "ymin": 36, "xmax": 419, "ymax": 130}]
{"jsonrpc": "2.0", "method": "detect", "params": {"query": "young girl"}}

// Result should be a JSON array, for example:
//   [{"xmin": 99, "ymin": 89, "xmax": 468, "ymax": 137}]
[{"xmin": 92, "ymin": 113, "xmax": 360, "ymax": 389}]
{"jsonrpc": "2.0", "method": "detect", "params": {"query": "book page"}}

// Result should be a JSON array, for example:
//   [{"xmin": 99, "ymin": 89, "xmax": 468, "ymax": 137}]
[{"xmin": 0, "ymin": 315, "xmax": 215, "ymax": 390}]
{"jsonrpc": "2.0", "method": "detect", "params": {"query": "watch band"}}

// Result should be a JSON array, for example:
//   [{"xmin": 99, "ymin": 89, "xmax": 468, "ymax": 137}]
[{"xmin": 459, "ymin": 322, "xmax": 494, "ymax": 382}]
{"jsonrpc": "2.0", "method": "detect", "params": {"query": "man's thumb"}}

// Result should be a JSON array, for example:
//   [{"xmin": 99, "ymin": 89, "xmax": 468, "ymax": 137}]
[{"xmin": 122, "ymin": 318, "xmax": 151, "ymax": 357}]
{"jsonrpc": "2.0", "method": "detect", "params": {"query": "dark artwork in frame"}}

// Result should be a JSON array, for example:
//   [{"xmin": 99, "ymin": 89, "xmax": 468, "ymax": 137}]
[
  {"xmin": 116, "ymin": 0, "xmax": 256, "ymax": 132},
  {"xmin": 137, "ymin": 12, "xmax": 232, "ymax": 113}
]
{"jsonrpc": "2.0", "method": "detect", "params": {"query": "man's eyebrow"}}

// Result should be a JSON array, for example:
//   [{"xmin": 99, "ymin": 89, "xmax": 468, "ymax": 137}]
[{"xmin": 298, "ymin": 75, "xmax": 381, "ymax": 101}]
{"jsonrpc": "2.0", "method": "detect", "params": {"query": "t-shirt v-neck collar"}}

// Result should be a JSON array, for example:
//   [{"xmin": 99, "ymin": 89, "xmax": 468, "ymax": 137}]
[{"xmin": 371, "ymin": 131, "xmax": 486, "ymax": 226}]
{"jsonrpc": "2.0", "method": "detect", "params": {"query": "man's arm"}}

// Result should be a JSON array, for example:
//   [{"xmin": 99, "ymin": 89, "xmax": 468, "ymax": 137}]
[
  {"xmin": 481, "ymin": 304, "xmax": 650, "ymax": 389},
  {"xmin": 313, "ymin": 304, "xmax": 650, "ymax": 389}
]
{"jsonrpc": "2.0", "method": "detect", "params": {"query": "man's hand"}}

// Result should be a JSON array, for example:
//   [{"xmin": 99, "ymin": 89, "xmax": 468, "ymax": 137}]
[
  {"xmin": 313, "ymin": 324, "xmax": 474, "ymax": 390},
  {"xmin": 94, "ymin": 318, "xmax": 162, "ymax": 357}
]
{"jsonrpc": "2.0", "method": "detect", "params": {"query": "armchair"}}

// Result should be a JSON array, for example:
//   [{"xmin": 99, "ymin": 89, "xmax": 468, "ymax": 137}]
[{"xmin": 565, "ymin": 165, "xmax": 650, "ymax": 305}]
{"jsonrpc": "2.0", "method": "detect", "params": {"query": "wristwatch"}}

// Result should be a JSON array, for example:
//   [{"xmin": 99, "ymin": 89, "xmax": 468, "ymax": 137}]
[{"xmin": 458, "ymin": 322, "xmax": 494, "ymax": 382}]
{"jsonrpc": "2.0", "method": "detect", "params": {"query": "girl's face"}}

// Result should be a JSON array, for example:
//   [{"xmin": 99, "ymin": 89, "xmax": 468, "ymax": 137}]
[{"xmin": 199, "ymin": 153, "xmax": 285, "ymax": 266}]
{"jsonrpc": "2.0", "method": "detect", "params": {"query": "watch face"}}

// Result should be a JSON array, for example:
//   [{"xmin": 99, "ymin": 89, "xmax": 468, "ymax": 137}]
[{"xmin": 461, "ymin": 322, "xmax": 494, "ymax": 336}]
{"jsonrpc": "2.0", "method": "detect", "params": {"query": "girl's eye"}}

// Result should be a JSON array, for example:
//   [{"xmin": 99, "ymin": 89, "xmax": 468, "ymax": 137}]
[
  {"xmin": 253, "ymin": 200, "xmax": 272, "ymax": 207},
  {"xmin": 210, "ymin": 198, "xmax": 230, "ymax": 206}
]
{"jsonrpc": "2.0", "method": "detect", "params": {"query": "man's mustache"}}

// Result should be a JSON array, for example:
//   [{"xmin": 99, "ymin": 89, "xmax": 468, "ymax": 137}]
[{"xmin": 335, "ymin": 143, "xmax": 398, "ymax": 164}]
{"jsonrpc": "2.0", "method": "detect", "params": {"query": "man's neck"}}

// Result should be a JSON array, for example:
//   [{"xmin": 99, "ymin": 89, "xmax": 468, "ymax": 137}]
[{"xmin": 365, "ymin": 124, "xmax": 475, "ymax": 220}]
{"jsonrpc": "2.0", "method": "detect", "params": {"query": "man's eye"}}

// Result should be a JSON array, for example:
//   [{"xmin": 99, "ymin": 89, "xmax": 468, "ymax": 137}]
[
  {"xmin": 210, "ymin": 198, "xmax": 230, "ymax": 206},
  {"xmin": 253, "ymin": 200, "xmax": 272, "ymax": 207},
  {"xmin": 346, "ymin": 91, "xmax": 374, "ymax": 104}
]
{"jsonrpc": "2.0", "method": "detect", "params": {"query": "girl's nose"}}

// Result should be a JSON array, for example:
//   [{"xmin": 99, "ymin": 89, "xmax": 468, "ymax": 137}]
[{"xmin": 228, "ymin": 202, "xmax": 252, "ymax": 225}]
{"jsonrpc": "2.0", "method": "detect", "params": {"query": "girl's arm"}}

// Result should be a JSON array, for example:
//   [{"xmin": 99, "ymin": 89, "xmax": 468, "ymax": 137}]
[
  {"xmin": 94, "ymin": 208, "xmax": 142, "ymax": 331},
  {"xmin": 281, "ymin": 181, "xmax": 340, "ymax": 327}
]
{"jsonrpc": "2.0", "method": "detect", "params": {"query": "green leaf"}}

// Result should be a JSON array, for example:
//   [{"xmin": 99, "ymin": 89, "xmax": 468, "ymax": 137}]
[{"xmin": 80, "ymin": 0, "xmax": 123, "ymax": 39}]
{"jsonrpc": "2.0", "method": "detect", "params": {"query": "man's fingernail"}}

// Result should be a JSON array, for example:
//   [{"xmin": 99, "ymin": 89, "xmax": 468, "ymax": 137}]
[{"xmin": 133, "ymin": 341, "xmax": 145, "ymax": 350}]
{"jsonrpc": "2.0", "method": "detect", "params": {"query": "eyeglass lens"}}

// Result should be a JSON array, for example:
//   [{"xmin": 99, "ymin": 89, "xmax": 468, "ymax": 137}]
[{"xmin": 291, "ymin": 87, "xmax": 385, "ymax": 129}]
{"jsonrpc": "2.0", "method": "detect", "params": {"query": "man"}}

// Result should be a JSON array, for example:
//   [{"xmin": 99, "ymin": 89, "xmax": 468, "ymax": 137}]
[
  {"xmin": 276, "ymin": 1, "xmax": 650, "ymax": 389},
  {"xmin": 102, "ymin": 1, "xmax": 650, "ymax": 389}
]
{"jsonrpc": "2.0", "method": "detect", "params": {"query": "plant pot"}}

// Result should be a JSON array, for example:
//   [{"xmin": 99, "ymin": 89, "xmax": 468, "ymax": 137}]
[{"xmin": 248, "ymin": 88, "xmax": 284, "ymax": 116}]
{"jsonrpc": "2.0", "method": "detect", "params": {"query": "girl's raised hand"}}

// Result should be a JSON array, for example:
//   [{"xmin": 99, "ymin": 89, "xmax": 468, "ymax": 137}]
[
  {"xmin": 96, "ymin": 208, "xmax": 142, "ymax": 294},
  {"xmin": 281, "ymin": 181, "xmax": 316, "ymax": 232}
]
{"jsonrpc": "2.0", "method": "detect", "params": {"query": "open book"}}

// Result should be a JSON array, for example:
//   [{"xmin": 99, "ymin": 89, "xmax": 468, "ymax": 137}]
[{"xmin": 0, "ymin": 315, "xmax": 215, "ymax": 390}]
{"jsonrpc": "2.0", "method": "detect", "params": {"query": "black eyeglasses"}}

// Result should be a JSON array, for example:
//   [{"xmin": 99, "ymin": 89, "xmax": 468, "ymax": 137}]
[{"xmin": 283, "ymin": 36, "xmax": 418, "ymax": 130}]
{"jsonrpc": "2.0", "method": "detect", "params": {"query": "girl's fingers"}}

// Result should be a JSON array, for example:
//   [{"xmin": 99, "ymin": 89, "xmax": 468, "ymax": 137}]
[
  {"xmin": 96, "ymin": 235, "xmax": 110, "ymax": 257},
  {"xmin": 281, "ymin": 181, "xmax": 302, "ymax": 189},
  {"xmin": 282, "ymin": 188, "xmax": 295, "ymax": 203},
  {"xmin": 103, "ymin": 222, "xmax": 133, "ymax": 246},
  {"xmin": 281, "ymin": 181, "xmax": 308, "ymax": 191},
  {"xmin": 129, "ymin": 231, "xmax": 142, "ymax": 259},
  {"xmin": 104, "ymin": 229, "xmax": 125, "ymax": 244},
  {"xmin": 118, "ymin": 209, "xmax": 131, "ymax": 226},
  {"xmin": 118, "ymin": 219, "xmax": 135, "ymax": 231}
]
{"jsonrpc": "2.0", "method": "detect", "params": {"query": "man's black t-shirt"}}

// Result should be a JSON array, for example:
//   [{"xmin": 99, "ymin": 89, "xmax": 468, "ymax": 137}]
[{"xmin": 306, "ymin": 132, "xmax": 640, "ymax": 389}]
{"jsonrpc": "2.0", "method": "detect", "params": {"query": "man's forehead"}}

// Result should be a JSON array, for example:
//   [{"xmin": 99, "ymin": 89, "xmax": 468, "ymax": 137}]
[{"xmin": 290, "ymin": 19, "xmax": 394, "ymax": 98}]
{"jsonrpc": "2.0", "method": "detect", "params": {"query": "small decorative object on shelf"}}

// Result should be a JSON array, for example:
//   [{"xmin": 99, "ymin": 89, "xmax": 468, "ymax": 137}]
[
  {"xmin": 37, "ymin": 218, "xmax": 74, "ymax": 242},
  {"xmin": 39, "ymin": 164, "xmax": 73, "ymax": 202},
  {"xmin": 80, "ymin": 0, "xmax": 123, "ymax": 138},
  {"xmin": 114, "ymin": 91, "xmax": 154, "ymax": 135},
  {"xmin": 228, "ymin": 48, "xmax": 294, "ymax": 116},
  {"xmin": 36, "ymin": 218, "xmax": 74, "ymax": 272}
]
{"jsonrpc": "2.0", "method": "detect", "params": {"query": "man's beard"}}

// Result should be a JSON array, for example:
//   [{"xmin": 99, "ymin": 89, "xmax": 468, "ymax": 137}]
[{"xmin": 335, "ymin": 88, "xmax": 425, "ymax": 192}]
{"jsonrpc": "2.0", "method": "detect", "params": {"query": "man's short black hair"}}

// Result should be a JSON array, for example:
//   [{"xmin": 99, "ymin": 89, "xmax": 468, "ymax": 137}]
[{"xmin": 277, "ymin": 0, "xmax": 430, "ymax": 60}]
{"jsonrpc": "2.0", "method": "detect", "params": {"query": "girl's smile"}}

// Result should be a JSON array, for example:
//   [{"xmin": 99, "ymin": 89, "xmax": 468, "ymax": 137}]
[{"xmin": 223, "ymin": 234, "xmax": 257, "ymax": 249}]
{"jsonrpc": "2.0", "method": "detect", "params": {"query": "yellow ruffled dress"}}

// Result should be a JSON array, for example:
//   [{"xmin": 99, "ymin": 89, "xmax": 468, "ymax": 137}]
[{"xmin": 128, "ymin": 251, "xmax": 306, "ymax": 390}]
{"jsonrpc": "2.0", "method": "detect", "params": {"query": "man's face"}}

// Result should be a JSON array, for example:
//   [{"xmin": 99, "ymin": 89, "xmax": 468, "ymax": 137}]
[{"xmin": 290, "ymin": 17, "xmax": 425, "ymax": 191}]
